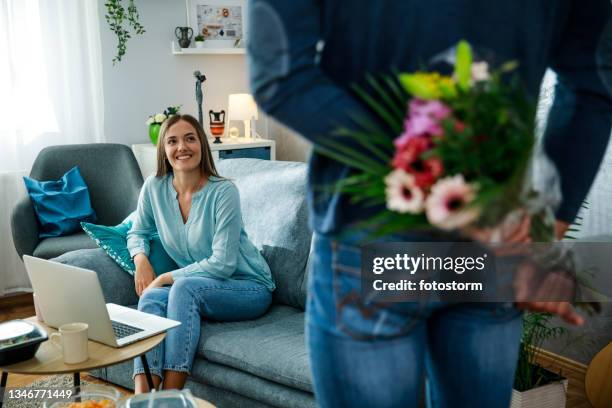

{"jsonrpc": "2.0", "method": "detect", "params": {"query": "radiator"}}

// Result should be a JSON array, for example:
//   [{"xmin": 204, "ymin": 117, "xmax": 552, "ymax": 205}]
[{"xmin": 0, "ymin": 170, "xmax": 32, "ymax": 295}]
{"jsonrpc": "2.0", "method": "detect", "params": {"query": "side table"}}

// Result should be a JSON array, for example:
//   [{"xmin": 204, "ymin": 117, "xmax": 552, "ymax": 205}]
[{"xmin": 0, "ymin": 317, "xmax": 164, "ymax": 407}]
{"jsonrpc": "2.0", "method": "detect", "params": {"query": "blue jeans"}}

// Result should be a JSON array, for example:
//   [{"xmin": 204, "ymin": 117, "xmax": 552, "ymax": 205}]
[
  {"xmin": 133, "ymin": 277, "xmax": 272, "ymax": 379},
  {"xmin": 306, "ymin": 234, "xmax": 523, "ymax": 408}
]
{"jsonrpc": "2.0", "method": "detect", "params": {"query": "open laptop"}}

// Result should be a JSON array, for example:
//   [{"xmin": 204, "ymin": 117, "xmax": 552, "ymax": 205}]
[{"xmin": 24, "ymin": 255, "xmax": 180, "ymax": 348}]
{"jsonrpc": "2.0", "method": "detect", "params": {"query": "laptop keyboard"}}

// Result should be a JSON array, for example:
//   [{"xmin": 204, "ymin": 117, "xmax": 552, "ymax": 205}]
[{"xmin": 111, "ymin": 320, "xmax": 144, "ymax": 339}]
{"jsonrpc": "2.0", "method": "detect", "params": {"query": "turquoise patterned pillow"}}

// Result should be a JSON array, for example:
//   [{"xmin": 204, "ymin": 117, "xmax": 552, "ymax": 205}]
[{"xmin": 80, "ymin": 218, "xmax": 178, "ymax": 276}]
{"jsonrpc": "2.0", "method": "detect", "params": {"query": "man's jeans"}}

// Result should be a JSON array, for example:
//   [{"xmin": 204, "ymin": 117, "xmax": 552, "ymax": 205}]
[
  {"xmin": 306, "ymin": 234, "xmax": 523, "ymax": 408},
  {"xmin": 133, "ymin": 277, "xmax": 272, "ymax": 379}
]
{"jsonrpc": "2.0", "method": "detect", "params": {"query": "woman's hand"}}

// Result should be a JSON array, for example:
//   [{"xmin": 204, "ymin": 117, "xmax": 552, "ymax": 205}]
[
  {"xmin": 143, "ymin": 272, "xmax": 174, "ymax": 293},
  {"xmin": 134, "ymin": 254, "xmax": 156, "ymax": 296}
]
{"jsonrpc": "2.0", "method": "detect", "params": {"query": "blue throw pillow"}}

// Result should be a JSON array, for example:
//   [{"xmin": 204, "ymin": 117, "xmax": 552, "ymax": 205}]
[
  {"xmin": 23, "ymin": 166, "xmax": 97, "ymax": 238},
  {"xmin": 80, "ymin": 217, "xmax": 178, "ymax": 276}
]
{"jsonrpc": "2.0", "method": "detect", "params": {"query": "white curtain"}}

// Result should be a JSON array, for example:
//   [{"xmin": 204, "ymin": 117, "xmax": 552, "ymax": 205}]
[
  {"xmin": 0, "ymin": 0, "xmax": 105, "ymax": 173},
  {"xmin": 0, "ymin": 170, "xmax": 31, "ymax": 295},
  {"xmin": 0, "ymin": 0, "xmax": 104, "ymax": 295}
]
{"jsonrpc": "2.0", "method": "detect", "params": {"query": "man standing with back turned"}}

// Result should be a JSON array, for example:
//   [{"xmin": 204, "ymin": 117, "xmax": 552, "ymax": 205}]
[{"xmin": 247, "ymin": 1, "xmax": 612, "ymax": 407}]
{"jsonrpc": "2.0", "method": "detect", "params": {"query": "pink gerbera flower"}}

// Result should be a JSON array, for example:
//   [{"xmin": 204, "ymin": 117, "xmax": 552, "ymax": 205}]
[
  {"xmin": 394, "ymin": 99, "xmax": 452, "ymax": 148},
  {"xmin": 409, "ymin": 98, "xmax": 452, "ymax": 120},
  {"xmin": 425, "ymin": 175, "xmax": 479, "ymax": 230},
  {"xmin": 385, "ymin": 169, "xmax": 425, "ymax": 214},
  {"xmin": 392, "ymin": 137, "xmax": 444, "ymax": 188}
]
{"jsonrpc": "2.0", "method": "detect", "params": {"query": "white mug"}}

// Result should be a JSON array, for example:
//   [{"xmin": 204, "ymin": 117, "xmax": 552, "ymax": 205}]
[{"xmin": 50, "ymin": 322, "xmax": 89, "ymax": 364}]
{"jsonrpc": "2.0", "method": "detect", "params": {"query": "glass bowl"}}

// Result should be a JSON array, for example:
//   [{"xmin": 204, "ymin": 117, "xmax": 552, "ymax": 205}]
[
  {"xmin": 43, "ymin": 384, "xmax": 121, "ymax": 408},
  {"xmin": 121, "ymin": 389, "xmax": 198, "ymax": 408}
]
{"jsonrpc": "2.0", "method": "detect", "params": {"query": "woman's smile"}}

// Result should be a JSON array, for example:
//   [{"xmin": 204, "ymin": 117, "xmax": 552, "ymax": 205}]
[{"xmin": 175, "ymin": 152, "xmax": 193, "ymax": 161}]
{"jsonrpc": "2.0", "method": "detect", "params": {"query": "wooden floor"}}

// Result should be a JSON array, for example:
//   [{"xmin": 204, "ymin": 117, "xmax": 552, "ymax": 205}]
[
  {"xmin": 0, "ymin": 292, "xmax": 35, "ymax": 322},
  {"xmin": 0, "ymin": 293, "xmax": 594, "ymax": 407}
]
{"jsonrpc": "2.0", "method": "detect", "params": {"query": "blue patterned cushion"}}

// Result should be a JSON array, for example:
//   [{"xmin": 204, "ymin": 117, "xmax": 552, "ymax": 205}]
[
  {"xmin": 81, "ymin": 217, "xmax": 178, "ymax": 276},
  {"xmin": 23, "ymin": 166, "xmax": 97, "ymax": 238}
]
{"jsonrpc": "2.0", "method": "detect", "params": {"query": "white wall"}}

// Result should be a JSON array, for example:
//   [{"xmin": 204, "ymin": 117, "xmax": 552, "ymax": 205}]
[
  {"xmin": 536, "ymin": 71, "xmax": 612, "ymax": 238},
  {"xmin": 267, "ymin": 118, "xmax": 312, "ymax": 163},
  {"xmin": 98, "ymin": 0, "xmax": 311, "ymax": 161}
]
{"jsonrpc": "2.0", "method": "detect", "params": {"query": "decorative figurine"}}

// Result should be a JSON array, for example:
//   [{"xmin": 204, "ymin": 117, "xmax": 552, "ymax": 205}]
[
  {"xmin": 175, "ymin": 26, "xmax": 193, "ymax": 48},
  {"xmin": 193, "ymin": 71, "xmax": 207, "ymax": 126},
  {"xmin": 209, "ymin": 110, "xmax": 226, "ymax": 144}
]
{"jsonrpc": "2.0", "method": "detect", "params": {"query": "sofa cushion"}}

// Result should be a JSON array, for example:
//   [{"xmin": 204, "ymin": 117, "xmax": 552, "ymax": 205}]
[
  {"xmin": 191, "ymin": 361, "xmax": 316, "ymax": 408},
  {"xmin": 33, "ymin": 232, "xmax": 98, "ymax": 259},
  {"xmin": 198, "ymin": 304, "xmax": 312, "ymax": 392},
  {"xmin": 216, "ymin": 159, "xmax": 311, "ymax": 310},
  {"xmin": 81, "ymin": 219, "xmax": 178, "ymax": 276}
]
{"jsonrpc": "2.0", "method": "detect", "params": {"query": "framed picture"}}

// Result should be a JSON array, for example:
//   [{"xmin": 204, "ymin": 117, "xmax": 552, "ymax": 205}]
[{"xmin": 186, "ymin": 0, "xmax": 247, "ymax": 48}]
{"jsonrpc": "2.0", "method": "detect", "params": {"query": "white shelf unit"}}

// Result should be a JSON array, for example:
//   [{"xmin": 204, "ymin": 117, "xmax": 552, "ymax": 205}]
[
  {"xmin": 132, "ymin": 138, "xmax": 276, "ymax": 178},
  {"xmin": 171, "ymin": 41, "xmax": 245, "ymax": 55}
]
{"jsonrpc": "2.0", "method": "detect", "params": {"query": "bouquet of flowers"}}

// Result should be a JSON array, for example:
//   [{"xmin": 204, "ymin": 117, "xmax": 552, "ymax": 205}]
[
  {"xmin": 318, "ymin": 41, "xmax": 542, "ymax": 237},
  {"xmin": 318, "ymin": 40, "xmax": 604, "ymax": 313}
]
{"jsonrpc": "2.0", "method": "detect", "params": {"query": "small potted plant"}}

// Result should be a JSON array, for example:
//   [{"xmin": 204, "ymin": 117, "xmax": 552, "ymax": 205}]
[
  {"xmin": 511, "ymin": 313, "xmax": 569, "ymax": 408},
  {"xmin": 194, "ymin": 34, "xmax": 205, "ymax": 48},
  {"xmin": 146, "ymin": 106, "xmax": 181, "ymax": 145}
]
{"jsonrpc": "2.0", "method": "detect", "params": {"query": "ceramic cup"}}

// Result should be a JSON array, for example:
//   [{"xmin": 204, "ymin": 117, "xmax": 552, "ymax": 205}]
[{"xmin": 50, "ymin": 322, "xmax": 89, "ymax": 364}]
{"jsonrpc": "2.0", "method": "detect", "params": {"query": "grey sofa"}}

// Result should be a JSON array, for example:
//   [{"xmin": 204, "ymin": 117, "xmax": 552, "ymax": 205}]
[
  {"xmin": 11, "ymin": 144, "xmax": 143, "ymax": 259},
  {"xmin": 54, "ymin": 158, "xmax": 316, "ymax": 408}
]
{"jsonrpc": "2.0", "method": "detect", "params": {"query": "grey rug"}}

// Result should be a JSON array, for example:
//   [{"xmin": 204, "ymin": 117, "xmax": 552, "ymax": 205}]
[{"xmin": 4, "ymin": 375, "xmax": 125, "ymax": 408}]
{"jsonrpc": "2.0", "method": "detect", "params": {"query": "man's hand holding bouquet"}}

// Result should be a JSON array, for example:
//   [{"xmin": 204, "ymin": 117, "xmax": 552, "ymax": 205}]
[{"xmin": 317, "ymin": 41, "xmax": 600, "ymax": 325}]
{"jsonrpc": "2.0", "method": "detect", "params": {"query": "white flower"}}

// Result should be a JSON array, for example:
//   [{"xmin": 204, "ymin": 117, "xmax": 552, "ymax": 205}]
[
  {"xmin": 154, "ymin": 113, "xmax": 167, "ymax": 123},
  {"xmin": 145, "ymin": 117, "xmax": 154, "ymax": 126},
  {"xmin": 471, "ymin": 62, "xmax": 490, "ymax": 82},
  {"xmin": 425, "ymin": 175, "xmax": 479, "ymax": 230},
  {"xmin": 385, "ymin": 169, "xmax": 425, "ymax": 214}
]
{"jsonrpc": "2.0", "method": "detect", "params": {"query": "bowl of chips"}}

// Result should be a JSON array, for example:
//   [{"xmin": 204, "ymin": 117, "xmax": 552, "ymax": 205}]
[{"xmin": 43, "ymin": 385, "xmax": 121, "ymax": 408}]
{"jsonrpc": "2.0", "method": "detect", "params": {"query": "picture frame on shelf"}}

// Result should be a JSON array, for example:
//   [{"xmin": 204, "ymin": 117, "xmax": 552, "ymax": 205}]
[{"xmin": 185, "ymin": 0, "xmax": 247, "ymax": 49}]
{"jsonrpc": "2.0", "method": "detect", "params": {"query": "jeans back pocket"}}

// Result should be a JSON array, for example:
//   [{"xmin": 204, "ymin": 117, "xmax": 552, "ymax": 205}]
[{"xmin": 331, "ymin": 241, "xmax": 424, "ymax": 341}]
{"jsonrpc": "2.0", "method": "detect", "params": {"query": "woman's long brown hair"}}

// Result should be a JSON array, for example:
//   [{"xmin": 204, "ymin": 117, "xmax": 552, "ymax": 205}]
[{"xmin": 155, "ymin": 114, "xmax": 220, "ymax": 178}]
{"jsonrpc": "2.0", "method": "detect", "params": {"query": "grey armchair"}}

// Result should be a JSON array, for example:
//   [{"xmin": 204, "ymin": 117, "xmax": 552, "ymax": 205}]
[{"xmin": 11, "ymin": 143, "xmax": 144, "ymax": 259}]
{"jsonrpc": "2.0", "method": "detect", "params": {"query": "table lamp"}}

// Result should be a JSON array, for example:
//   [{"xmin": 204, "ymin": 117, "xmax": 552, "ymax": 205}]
[{"xmin": 228, "ymin": 93, "xmax": 259, "ymax": 138}]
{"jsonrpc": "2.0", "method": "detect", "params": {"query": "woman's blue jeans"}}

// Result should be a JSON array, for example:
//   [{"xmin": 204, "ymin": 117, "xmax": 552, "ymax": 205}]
[
  {"xmin": 133, "ymin": 277, "xmax": 272, "ymax": 379},
  {"xmin": 306, "ymin": 234, "xmax": 523, "ymax": 408}
]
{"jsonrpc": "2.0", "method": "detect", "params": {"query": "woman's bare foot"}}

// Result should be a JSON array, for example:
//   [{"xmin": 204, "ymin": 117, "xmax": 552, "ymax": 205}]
[
  {"xmin": 162, "ymin": 370, "xmax": 188, "ymax": 390},
  {"xmin": 134, "ymin": 373, "xmax": 162, "ymax": 394}
]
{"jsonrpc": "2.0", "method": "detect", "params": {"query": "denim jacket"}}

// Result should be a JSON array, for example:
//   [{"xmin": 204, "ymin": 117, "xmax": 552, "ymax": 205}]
[{"xmin": 248, "ymin": 0, "xmax": 612, "ymax": 235}]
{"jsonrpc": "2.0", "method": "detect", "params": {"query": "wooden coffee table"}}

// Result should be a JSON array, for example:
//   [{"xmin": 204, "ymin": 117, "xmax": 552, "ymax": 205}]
[{"xmin": 0, "ymin": 317, "xmax": 164, "ymax": 407}]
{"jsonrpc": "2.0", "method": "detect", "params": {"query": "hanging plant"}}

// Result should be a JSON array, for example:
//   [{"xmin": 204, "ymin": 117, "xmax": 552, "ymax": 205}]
[{"xmin": 104, "ymin": 0, "xmax": 146, "ymax": 65}]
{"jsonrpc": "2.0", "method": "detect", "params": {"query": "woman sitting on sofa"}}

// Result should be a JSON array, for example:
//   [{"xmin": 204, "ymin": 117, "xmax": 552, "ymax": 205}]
[{"xmin": 127, "ymin": 114, "xmax": 275, "ymax": 393}]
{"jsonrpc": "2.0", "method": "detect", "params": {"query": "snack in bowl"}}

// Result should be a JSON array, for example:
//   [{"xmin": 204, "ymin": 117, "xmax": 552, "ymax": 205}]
[
  {"xmin": 67, "ymin": 401, "xmax": 115, "ymax": 408},
  {"xmin": 44, "ymin": 385, "xmax": 120, "ymax": 408}
]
